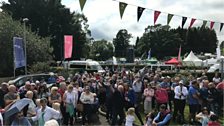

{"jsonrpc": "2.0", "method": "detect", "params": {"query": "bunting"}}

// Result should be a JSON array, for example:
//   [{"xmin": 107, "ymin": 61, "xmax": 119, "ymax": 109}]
[
  {"xmin": 119, "ymin": 2, "xmax": 127, "ymax": 19},
  {"xmin": 182, "ymin": 17, "xmax": 187, "ymax": 28},
  {"xmin": 210, "ymin": 21, "xmax": 215, "ymax": 29},
  {"xmin": 167, "ymin": 14, "xmax": 174, "ymax": 25},
  {"xmin": 189, "ymin": 18, "xmax": 196, "ymax": 28},
  {"xmin": 79, "ymin": 0, "xmax": 86, "ymax": 11},
  {"xmin": 137, "ymin": 7, "xmax": 145, "ymax": 22},
  {"xmin": 154, "ymin": 11, "xmax": 161, "ymax": 25},
  {"xmin": 220, "ymin": 23, "xmax": 223, "ymax": 32}
]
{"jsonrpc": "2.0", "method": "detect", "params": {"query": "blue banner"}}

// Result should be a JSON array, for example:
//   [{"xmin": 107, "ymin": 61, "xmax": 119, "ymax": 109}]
[{"xmin": 13, "ymin": 37, "xmax": 25, "ymax": 69}]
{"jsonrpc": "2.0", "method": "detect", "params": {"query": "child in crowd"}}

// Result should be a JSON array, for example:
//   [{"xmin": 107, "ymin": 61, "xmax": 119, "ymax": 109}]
[
  {"xmin": 125, "ymin": 107, "xmax": 135, "ymax": 126},
  {"xmin": 208, "ymin": 114, "xmax": 221, "ymax": 126},
  {"xmin": 52, "ymin": 103, "xmax": 62, "ymax": 125},
  {"xmin": 145, "ymin": 109, "xmax": 156, "ymax": 126}
]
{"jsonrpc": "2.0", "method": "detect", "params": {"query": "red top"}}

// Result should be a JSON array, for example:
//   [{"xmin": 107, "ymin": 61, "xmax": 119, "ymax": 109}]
[{"xmin": 208, "ymin": 121, "xmax": 221, "ymax": 126}]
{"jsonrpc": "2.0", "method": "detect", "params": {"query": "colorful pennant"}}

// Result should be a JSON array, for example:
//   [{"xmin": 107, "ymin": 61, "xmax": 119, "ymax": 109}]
[
  {"xmin": 220, "ymin": 23, "xmax": 224, "ymax": 32},
  {"xmin": 210, "ymin": 21, "xmax": 215, "ymax": 29},
  {"xmin": 79, "ymin": 0, "xmax": 86, "ymax": 11},
  {"xmin": 137, "ymin": 7, "xmax": 145, "ymax": 22},
  {"xmin": 182, "ymin": 17, "xmax": 187, "ymax": 28},
  {"xmin": 154, "ymin": 11, "xmax": 161, "ymax": 25},
  {"xmin": 189, "ymin": 18, "xmax": 196, "ymax": 28},
  {"xmin": 119, "ymin": 2, "xmax": 128, "ymax": 19},
  {"xmin": 167, "ymin": 14, "xmax": 174, "ymax": 25}
]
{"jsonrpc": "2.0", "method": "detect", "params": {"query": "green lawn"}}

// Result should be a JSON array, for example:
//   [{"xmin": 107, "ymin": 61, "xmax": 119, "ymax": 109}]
[{"xmin": 134, "ymin": 104, "xmax": 224, "ymax": 125}]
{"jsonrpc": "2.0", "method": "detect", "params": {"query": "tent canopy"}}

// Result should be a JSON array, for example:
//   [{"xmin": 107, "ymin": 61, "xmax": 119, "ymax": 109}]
[
  {"xmin": 165, "ymin": 58, "xmax": 180, "ymax": 65},
  {"xmin": 183, "ymin": 51, "xmax": 202, "ymax": 66}
]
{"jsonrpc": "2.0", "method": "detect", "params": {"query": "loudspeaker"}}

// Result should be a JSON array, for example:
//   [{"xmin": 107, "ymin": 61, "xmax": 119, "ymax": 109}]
[{"xmin": 126, "ymin": 48, "xmax": 135, "ymax": 63}]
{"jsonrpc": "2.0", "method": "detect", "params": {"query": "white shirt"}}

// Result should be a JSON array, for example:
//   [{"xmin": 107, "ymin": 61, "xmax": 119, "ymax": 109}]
[
  {"xmin": 125, "ymin": 115, "xmax": 135, "ymax": 126},
  {"xmin": 64, "ymin": 91, "xmax": 78, "ymax": 108},
  {"xmin": 32, "ymin": 106, "xmax": 60, "ymax": 123},
  {"xmin": 0, "ymin": 113, "xmax": 3, "ymax": 126},
  {"xmin": 174, "ymin": 85, "xmax": 188, "ymax": 100},
  {"xmin": 80, "ymin": 92, "xmax": 94, "ymax": 104}
]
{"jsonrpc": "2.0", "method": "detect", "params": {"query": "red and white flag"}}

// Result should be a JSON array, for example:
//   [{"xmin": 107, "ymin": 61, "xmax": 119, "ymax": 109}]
[
  {"xmin": 64, "ymin": 35, "xmax": 73, "ymax": 59},
  {"xmin": 154, "ymin": 11, "xmax": 161, "ymax": 25}
]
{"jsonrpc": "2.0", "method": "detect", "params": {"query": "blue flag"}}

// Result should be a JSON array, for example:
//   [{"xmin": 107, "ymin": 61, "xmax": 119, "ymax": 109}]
[
  {"xmin": 13, "ymin": 37, "xmax": 25, "ymax": 68},
  {"xmin": 147, "ymin": 49, "xmax": 151, "ymax": 59}
]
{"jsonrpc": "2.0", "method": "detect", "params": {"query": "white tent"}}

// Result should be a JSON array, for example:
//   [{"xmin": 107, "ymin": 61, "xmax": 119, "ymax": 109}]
[
  {"xmin": 183, "ymin": 51, "xmax": 203, "ymax": 66},
  {"xmin": 203, "ymin": 58, "xmax": 218, "ymax": 67}
]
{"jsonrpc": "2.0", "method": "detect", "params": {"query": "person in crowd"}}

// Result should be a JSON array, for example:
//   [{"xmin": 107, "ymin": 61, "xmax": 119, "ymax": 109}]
[
  {"xmin": 207, "ymin": 82, "xmax": 219, "ymax": 115},
  {"xmin": 111, "ymin": 85, "xmax": 125, "ymax": 125},
  {"xmin": 52, "ymin": 103, "xmax": 62, "ymax": 125},
  {"xmin": 199, "ymin": 80, "xmax": 209, "ymax": 108},
  {"xmin": 11, "ymin": 111, "xmax": 32, "ymax": 126},
  {"xmin": 35, "ymin": 99, "xmax": 41, "ymax": 113},
  {"xmin": 145, "ymin": 109, "xmax": 156, "ymax": 126},
  {"xmin": 104, "ymin": 78, "xmax": 114, "ymax": 122},
  {"xmin": 0, "ymin": 82, "xmax": 8, "ymax": 108},
  {"xmin": 44, "ymin": 119, "xmax": 59, "ymax": 126},
  {"xmin": 208, "ymin": 114, "xmax": 221, "ymax": 126},
  {"xmin": 216, "ymin": 81, "xmax": 224, "ymax": 116},
  {"xmin": 0, "ymin": 109, "xmax": 3, "ymax": 126},
  {"xmin": 196, "ymin": 107, "xmax": 215, "ymax": 126},
  {"xmin": 48, "ymin": 72, "xmax": 56, "ymax": 84},
  {"xmin": 152, "ymin": 104, "xmax": 171, "ymax": 126},
  {"xmin": 125, "ymin": 107, "xmax": 135, "ymax": 126},
  {"xmin": 143, "ymin": 83, "xmax": 154, "ymax": 115},
  {"xmin": 48, "ymin": 87, "xmax": 61, "ymax": 107},
  {"xmin": 30, "ymin": 83, "xmax": 38, "ymax": 101},
  {"xmin": 89, "ymin": 78, "xmax": 98, "ymax": 94},
  {"xmin": 132, "ymin": 75, "xmax": 144, "ymax": 125},
  {"xmin": 124, "ymin": 83, "xmax": 144, "ymax": 125},
  {"xmin": 37, "ymin": 84, "xmax": 49, "ymax": 99},
  {"xmin": 25, "ymin": 91, "xmax": 36, "ymax": 118},
  {"xmin": 63, "ymin": 84, "xmax": 78, "ymax": 125},
  {"xmin": 188, "ymin": 80, "xmax": 201, "ymax": 123},
  {"xmin": 155, "ymin": 85, "xmax": 168, "ymax": 110},
  {"xmin": 4, "ymin": 85, "xmax": 20, "ymax": 106},
  {"xmin": 213, "ymin": 73, "xmax": 221, "ymax": 85},
  {"xmin": 173, "ymin": 80, "xmax": 188, "ymax": 124},
  {"xmin": 80, "ymin": 86, "xmax": 94, "ymax": 125},
  {"xmin": 19, "ymin": 81, "xmax": 31, "ymax": 99},
  {"xmin": 32, "ymin": 98, "xmax": 60, "ymax": 126}
]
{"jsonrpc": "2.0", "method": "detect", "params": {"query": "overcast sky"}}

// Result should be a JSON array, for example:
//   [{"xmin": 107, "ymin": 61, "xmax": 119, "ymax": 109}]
[{"xmin": 62, "ymin": 0, "xmax": 224, "ymax": 45}]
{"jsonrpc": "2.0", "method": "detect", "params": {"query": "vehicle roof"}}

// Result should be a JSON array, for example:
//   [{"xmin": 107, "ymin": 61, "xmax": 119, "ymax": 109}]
[{"xmin": 12, "ymin": 73, "xmax": 51, "ymax": 82}]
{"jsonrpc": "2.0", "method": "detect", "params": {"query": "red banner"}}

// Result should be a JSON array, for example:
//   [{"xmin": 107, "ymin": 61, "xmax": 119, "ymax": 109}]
[
  {"xmin": 154, "ymin": 11, "xmax": 161, "ymax": 25},
  {"xmin": 64, "ymin": 35, "xmax": 73, "ymax": 59},
  {"xmin": 189, "ymin": 18, "xmax": 196, "ymax": 28},
  {"xmin": 210, "ymin": 21, "xmax": 215, "ymax": 29}
]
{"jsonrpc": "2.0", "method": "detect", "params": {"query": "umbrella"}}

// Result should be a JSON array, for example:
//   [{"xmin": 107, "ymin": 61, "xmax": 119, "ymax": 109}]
[{"xmin": 4, "ymin": 98, "xmax": 32, "ymax": 119}]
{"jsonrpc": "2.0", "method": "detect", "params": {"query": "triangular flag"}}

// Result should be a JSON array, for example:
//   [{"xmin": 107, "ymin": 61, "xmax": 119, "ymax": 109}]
[
  {"xmin": 79, "ymin": 0, "xmax": 86, "ymax": 11},
  {"xmin": 220, "ymin": 23, "xmax": 224, "ymax": 32},
  {"xmin": 182, "ymin": 17, "xmax": 187, "ymax": 28},
  {"xmin": 154, "ymin": 11, "xmax": 161, "ymax": 25},
  {"xmin": 210, "ymin": 21, "xmax": 215, "ymax": 29},
  {"xmin": 137, "ymin": 7, "xmax": 145, "ymax": 22},
  {"xmin": 167, "ymin": 14, "xmax": 173, "ymax": 25},
  {"xmin": 202, "ymin": 20, "xmax": 207, "ymax": 28},
  {"xmin": 119, "ymin": 2, "xmax": 127, "ymax": 19},
  {"xmin": 189, "ymin": 18, "xmax": 196, "ymax": 28}
]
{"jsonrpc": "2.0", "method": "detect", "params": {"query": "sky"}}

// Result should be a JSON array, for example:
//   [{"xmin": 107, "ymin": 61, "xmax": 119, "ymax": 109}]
[{"xmin": 61, "ymin": 0, "xmax": 224, "ymax": 45}]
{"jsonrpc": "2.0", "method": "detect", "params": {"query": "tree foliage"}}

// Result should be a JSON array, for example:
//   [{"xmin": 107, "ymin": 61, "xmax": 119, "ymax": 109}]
[
  {"xmin": 113, "ymin": 29, "xmax": 132, "ymax": 57},
  {"xmin": 89, "ymin": 40, "xmax": 114, "ymax": 61},
  {"xmin": 0, "ymin": 12, "xmax": 52, "ymax": 76},
  {"xmin": 1, "ymin": 0, "xmax": 91, "ymax": 60},
  {"xmin": 136, "ymin": 24, "xmax": 218, "ymax": 59}
]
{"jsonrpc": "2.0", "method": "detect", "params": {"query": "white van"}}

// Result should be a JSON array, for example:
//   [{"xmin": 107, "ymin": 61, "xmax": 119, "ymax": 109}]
[{"xmin": 63, "ymin": 60, "xmax": 105, "ymax": 73}]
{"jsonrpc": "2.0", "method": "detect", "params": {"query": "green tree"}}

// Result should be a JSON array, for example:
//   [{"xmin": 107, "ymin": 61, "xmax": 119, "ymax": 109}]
[
  {"xmin": 1, "ymin": 0, "xmax": 91, "ymax": 60},
  {"xmin": 113, "ymin": 29, "xmax": 132, "ymax": 57},
  {"xmin": 0, "ymin": 12, "xmax": 52, "ymax": 76},
  {"xmin": 89, "ymin": 39, "xmax": 114, "ymax": 61},
  {"xmin": 136, "ymin": 24, "xmax": 183, "ymax": 59}
]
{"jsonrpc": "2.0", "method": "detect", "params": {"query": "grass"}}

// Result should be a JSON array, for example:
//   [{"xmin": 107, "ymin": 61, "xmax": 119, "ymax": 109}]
[{"xmin": 134, "ymin": 103, "xmax": 224, "ymax": 126}]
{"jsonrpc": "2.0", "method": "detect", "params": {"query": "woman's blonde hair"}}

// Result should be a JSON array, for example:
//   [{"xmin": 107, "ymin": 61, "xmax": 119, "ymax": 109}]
[
  {"xmin": 67, "ymin": 84, "xmax": 73, "ymax": 90},
  {"xmin": 51, "ymin": 87, "xmax": 58, "ymax": 94},
  {"xmin": 127, "ymin": 107, "xmax": 135, "ymax": 115}
]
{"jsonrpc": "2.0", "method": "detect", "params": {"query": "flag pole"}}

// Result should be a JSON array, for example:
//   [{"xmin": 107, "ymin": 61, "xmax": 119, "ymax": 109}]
[{"xmin": 13, "ymin": 37, "xmax": 15, "ymax": 78}]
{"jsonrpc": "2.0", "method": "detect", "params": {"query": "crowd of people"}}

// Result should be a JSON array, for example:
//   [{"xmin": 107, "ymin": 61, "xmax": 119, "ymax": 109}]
[{"xmin": 0, "ymin": 68, "xmax": 223, "ymax": 126}]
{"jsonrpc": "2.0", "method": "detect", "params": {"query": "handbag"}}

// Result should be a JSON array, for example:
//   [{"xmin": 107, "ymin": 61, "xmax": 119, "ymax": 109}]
[{"xmin": 76, "ymin": 103, "xmax": 83, "ymax": 112}]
